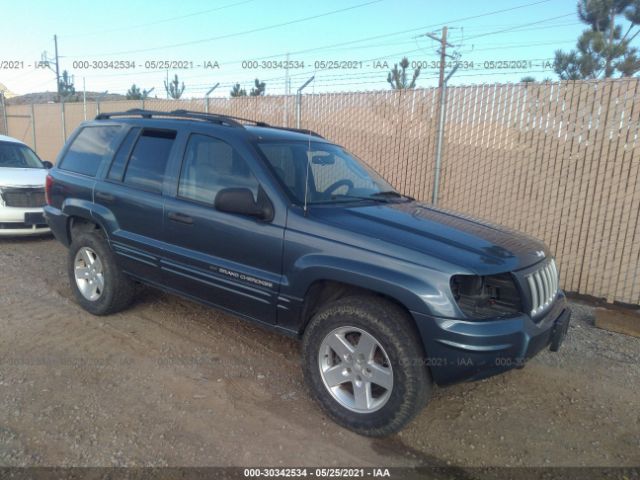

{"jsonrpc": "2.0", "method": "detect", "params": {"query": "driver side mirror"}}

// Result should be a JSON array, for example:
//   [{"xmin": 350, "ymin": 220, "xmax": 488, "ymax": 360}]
[
  {"xmin": 214, "ymin": 187, "xmax": 273, "ymax": 222},
  {"xmin": 42, "ymin": 161, "xmax": 53, "ymax": 169}
]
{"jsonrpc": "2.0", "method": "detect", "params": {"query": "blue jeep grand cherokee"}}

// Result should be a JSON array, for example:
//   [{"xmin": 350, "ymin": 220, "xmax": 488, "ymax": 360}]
[{"xmin": 44, "ymin": 109, "xmax": 571, "ymax": 436}]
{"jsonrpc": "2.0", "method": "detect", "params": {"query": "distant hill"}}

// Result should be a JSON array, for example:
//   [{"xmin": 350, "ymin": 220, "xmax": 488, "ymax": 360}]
[
  {"xmin": 0, "ymin": 82, "xmax": 17, "ymax": 98},
  {"xmin": 6, "ymin": 91, "xmax": 128, "ymax": 105}
]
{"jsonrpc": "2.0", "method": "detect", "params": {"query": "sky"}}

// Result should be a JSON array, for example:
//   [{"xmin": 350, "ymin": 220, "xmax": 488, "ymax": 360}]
[{"xmin": 0, "ymin": 0, "xmax": 601, "ymax": 98}]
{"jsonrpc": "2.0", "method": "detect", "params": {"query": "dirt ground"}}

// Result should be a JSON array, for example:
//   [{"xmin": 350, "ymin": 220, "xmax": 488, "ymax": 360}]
[{"xmin": 0, "ymin": 235, "xmax": 638, "ymax": 468}]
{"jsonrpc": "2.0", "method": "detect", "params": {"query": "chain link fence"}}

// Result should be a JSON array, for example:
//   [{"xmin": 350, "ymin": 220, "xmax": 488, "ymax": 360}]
[{"xmin": 3, "ymin": 78, "xmax": 640, "ymax": 305}]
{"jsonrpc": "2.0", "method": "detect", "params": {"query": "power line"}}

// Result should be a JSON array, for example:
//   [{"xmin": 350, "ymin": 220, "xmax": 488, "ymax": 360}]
[
  {"xmin": 59, "ymin": 0, "xmax": 257, "ymax": 39},
  {"xmin": 64, "ymin": 0, "xmax": 384, "ymax": 57},
  {"xmin": 207, "ymin": 0, "xmax": 556, "ymax": 66},
  {"xmin": 63, "ymin": 0, "xmax": 554, "ymax": 61},
  {"xmin": 462, "ymin": 39, "xmax": 576, "ymax": 53},
  {"xmin": 464, "ymin": 13, "xmax": 576, "ymax": 41}
]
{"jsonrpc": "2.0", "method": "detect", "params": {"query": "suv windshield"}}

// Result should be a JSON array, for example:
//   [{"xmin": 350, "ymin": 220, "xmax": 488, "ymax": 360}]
[
  {"xmin": 0, "ymin": 142, "xmax": 44, "ymax": 169},
  {"xmin": 258, "ymin": 141, "xmax": 399, "ymax": 205}
]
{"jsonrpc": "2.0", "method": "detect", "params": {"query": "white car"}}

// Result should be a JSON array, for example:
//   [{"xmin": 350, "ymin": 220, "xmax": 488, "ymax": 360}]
[{"xmin": 0, "ymin": 134, "xmax": 52, "ymax": 236}]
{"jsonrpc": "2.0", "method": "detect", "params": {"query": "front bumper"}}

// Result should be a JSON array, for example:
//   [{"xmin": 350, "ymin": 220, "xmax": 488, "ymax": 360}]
[
  {"xmin": 412, "ymin": 292, "xmax": 570, "ymax": 386},
  {"xmin": 0, "ymin": 206, "xmax": 50, "ymax": 237}
]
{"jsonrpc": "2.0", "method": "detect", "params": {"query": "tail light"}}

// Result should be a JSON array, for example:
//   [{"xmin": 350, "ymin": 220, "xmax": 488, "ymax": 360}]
[{"xmin": 45, "ymin": 174, "xmax": 54, "ymax": 205}]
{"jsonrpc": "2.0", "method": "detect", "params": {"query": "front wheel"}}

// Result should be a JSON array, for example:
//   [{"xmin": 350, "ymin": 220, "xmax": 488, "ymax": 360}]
[{"xmin": 302, "ymin": 296, "xmax": 432, "ymax": 436}]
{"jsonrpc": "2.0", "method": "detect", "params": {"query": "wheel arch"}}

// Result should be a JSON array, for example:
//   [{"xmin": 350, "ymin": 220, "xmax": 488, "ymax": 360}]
[{"xmin": 298, "ymin": 279, "xmax": 426, "ymax": 358}]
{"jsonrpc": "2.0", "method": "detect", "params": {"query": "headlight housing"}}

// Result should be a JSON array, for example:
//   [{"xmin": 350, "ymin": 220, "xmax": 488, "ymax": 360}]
[{"xmin": 450, "ymin": 273, "xmax": 522, "ymax": 319}]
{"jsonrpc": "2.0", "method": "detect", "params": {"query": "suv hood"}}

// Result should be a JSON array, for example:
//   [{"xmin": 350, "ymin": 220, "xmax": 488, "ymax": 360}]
[
  {"xmin": 0, "ymin": 168, "xmax": 47, "ymax": 188},
  {"xmin": 313, "ymin": 201, "xmax": 549, "ymax": 274}
]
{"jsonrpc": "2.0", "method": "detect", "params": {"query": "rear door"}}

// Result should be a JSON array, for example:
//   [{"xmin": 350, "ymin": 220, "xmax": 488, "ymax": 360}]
[
  {"xmin": 161, "ymin": 133, "xmax": 284, "ymax": 324},
  {"xmin": 94, "ymin": 127, "xmax": 177, "ymax": 284}
]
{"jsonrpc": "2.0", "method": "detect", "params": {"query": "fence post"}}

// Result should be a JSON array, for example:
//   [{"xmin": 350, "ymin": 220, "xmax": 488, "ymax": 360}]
[
  {"xmin": 61, "ymin": 100, "xmax": 67, "ymax": 142},
  {"xmin": 31, "ymin": 103, "xmax": 36, "ymax": 151},
  {"xmin": 296, "ymin": 76, "xmax": 315, "ymax": 129},
  {"xmin": 0, "ymin": 93, "xmax": 7, "ymax": 135},
  {"xmin": 83, "ymin": 77, "xmax": 87, "ymax": 120}
]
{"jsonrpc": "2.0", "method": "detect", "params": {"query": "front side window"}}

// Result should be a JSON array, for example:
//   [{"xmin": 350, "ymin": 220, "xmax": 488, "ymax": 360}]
[
  {"xmin": 123, "ymin": 129, "xmax": 176, "ymax": 193},
  {"xmin": 60, "ymin": 126, "xmax": 120, "ymax": 177},
  {"xmin": 258, "ymin": 141, "xmax": 395, "ymax": 204},
  {"xmin": 178, "ymin": 134, "xmax": 259, "ymax": 205},
  {"xmin": 0, "ymin": 142, "xmax": 44, "ymax": 169}
]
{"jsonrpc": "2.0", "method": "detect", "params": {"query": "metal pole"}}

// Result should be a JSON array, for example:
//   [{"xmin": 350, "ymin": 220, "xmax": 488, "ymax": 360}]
[
  {"xmin": 82, "ymin": 77, "xmax": 87, "ymax": 120},
  {"xmin": 296, "ymin": 76, "xmax": 315, "ymax": 129},
  {"xmin": 284, "ymin": 52, "xmax": 290, "ymax": 127},
  {"xmin": 204, "ymin": 83, "xmax": 220, "ymax": 113},
  {"xmin": 142, "ymin": 87, "xmax": 155, "ymax": 110},
  {"xmin": 431, "ymin": 64, "xmax": 459, "ymax": 206},
  {"xmin": 0, "ymin": 93, "xmax": 7, "ymax": 135},
  {"xmin": 61, "ymin": 99, "xmax": 66, "ymax": 142},
  {"xmin": 96, "ymin": 90, "xmax": 108, "ymax": 116},
  {"xmin": 30, "ymin": 103, "xmax": 36, "ymax": 151}
]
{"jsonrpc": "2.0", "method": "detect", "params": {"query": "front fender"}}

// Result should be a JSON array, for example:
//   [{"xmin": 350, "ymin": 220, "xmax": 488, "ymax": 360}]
[{"xmin": 287, "ymin": 253, "xmax": 458, "ymax": 318}]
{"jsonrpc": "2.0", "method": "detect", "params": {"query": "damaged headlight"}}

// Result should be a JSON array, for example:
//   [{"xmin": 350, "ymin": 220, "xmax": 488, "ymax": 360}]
[{"xmin": 450, "ymin": 273, "xmax": 522, "ymax": 319}]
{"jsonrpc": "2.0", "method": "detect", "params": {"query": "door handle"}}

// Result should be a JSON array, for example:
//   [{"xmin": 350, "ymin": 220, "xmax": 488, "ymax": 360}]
[
  {"xmin": 95, "ymin": 191, "xmax": 114, "ymax": 202},
  {"xmin": 168, "ymin": 211, "xmax": 194, "ymax": 225}
]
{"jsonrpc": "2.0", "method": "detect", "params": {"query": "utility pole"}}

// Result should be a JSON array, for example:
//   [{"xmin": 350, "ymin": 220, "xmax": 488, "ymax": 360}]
[
  {"xmin": 82, "ymin": 77, "xmax": 87, "ymax": 120},
  {"xmin": 425, "ymin": 27, "xmax": 454, "ymax": 95},
  {"xmin": 41, "ymin": 35, "xmax": 61, "ymax": 102},
  {"xmin": 421, "ymin": 26, "xmax": 458, "ymax": 205},
  {"xmin": 54, "ymin": 35, "xmax": 61, "ymax": 102}
]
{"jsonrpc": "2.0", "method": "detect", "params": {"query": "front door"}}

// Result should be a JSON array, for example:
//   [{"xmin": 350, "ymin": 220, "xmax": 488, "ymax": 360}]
[{"xmin": 161, "ymin": 133, "xmax": 283, "ymax": 324}]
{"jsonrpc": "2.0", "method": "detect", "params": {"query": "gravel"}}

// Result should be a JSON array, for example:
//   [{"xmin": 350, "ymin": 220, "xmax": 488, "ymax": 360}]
[{"xmin": 0, "ymin": 236, "xmax": 638, "ymax": 467}]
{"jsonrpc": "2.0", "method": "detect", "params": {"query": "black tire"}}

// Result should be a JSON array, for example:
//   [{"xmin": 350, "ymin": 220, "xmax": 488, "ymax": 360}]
[
  {"xmin": 67, "ymin": 231, "xmax": 135, "ymax": 315},
  {"xmin": 302, "ymin": 295, "xmax": 432, "ymax": 437}
]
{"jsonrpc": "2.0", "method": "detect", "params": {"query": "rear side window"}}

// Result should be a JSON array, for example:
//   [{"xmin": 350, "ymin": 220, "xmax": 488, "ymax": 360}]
[
  {"xmin": 60, "ymin": 126, "xmax": 120, "ymax": 177},
  {"xmin": 123, "ymin": 129, "xmax": 176, "ymax": 193},
  {"xmin": 108, "ymin": 127, "xmax": 140, "ymax": 181}
]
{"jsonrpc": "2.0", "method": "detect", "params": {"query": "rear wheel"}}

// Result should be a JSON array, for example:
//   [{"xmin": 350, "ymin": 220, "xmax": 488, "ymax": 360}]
[
  {"xmin": 68, "ymin": 232, "xmax": 135, "ymax": 315},
  {"xmin": 302, "ymin": 295, "xmax": 432, "ymax": 436}
]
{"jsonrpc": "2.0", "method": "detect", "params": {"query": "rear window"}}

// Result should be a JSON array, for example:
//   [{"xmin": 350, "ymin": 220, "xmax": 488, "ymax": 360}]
[
  {"xmin": 59, "ymin": 126, "xmax": 120, "ymax": 177},
  {"xmin": 123, "ymin": 129, "xmax": 176, "ymax": 193}
]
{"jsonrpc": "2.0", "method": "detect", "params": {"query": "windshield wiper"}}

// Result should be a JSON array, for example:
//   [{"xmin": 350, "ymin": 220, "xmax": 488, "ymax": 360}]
[
  {"xmin": 370, "ymin": 191, "xmax": 414, "ymax": 201},
  {"xmin": 331, "ymin": 194, "xmax": 390, "ymax": 203}
]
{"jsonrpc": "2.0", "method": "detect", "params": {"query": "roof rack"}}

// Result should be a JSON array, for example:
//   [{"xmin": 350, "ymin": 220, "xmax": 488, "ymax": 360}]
[
  {"xmin": 95, "ymin": 109, "xmax": 245, "ymax": 128},
  {"xmin": 262, "ymin": 125, "xmax": 324, "ymax": 139},
  {"xmin": 95, "ymin": 108, "xmax": 324, "ymax": 138}
]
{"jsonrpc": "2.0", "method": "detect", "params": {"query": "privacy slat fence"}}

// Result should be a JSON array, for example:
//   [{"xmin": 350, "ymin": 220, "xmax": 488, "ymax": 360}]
[{"xmin": 2, "ymin": 78, "xmax": 639, "ymax": 305}]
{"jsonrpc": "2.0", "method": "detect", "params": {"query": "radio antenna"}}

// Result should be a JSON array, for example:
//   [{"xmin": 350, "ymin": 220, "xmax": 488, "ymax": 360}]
[{"xmin": 299, "ymin": 74, "xmax": 315, "ymax": 216}]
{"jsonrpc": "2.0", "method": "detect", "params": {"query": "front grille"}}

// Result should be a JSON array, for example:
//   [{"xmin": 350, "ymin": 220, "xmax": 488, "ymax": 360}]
[
  {"xmin": 525, "ymin": 259, "xmax": 559, "ymax": 316},
  {"xmin": 1, "ymin": 188, "xmax": 46, "ymax": 208},
  {"xmin": 0, "ymin": 222, "xmax": 48, "ymax": 229}
]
